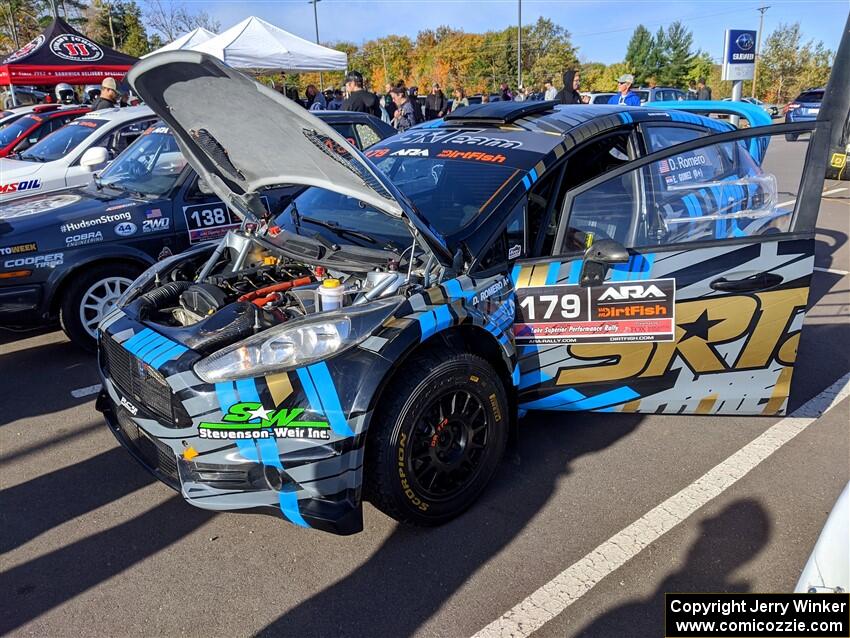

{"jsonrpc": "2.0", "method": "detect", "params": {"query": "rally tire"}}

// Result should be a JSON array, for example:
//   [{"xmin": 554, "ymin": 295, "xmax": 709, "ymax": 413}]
[
  {"xmin": 60, "ymin": 263, "xmax": 141, "ymax": 351},
  {"xmin": 365, "ymin": 350, "xmax": 509, "ymax": 526},
  {"xmin": 785, "ymin": 133, "xmax": 798, "ymax": 142}
]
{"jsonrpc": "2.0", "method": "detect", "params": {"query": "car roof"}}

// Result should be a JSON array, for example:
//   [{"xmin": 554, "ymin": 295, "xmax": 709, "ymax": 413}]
[{"xmin": 81, "ymin": 104, "xmax": 155, "ymax": 122}]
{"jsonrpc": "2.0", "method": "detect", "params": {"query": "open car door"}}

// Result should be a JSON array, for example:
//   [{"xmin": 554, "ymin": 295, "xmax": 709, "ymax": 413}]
[{"xmin": 515, "ymin": 17, "xmax": 849, "ymax": 416}]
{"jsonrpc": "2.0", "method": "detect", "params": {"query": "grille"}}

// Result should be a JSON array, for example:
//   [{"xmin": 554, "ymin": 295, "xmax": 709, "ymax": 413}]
[
  {"xmin": 102, "ymin": 333, "xmax": 174, "ymax": 423},
  {"xmin": 116, "ymin": 409, "xmax": 179, "ymax": 488}
]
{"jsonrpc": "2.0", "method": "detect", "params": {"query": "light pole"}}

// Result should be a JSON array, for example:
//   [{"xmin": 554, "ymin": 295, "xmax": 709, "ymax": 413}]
[
  {"xmin": 309, "ymin": 0, "xmax": 324, "ymax": 89},
  {"xmin": 752, "ymin": 5, "xmax": 769, "ymax": 98},
  {"xmin": 517, "ymin": 0, "xmax": 522, "ymax": 90}
]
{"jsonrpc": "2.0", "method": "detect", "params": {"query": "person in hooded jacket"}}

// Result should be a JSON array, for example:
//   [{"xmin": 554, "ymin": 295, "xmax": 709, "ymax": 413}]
[{"xmin": 555, "ymin": 70, "xmax": 583, "ymax": 105}]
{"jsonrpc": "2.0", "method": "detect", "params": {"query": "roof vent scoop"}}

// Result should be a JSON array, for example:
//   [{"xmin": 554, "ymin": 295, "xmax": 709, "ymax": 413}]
[
  {"xmin": 444, "ymin": 100, "xmax": 559, "ymax": 125},
  {"xmin": 190, "ymin": 128, "xmax": 245, "ymax": 181}
]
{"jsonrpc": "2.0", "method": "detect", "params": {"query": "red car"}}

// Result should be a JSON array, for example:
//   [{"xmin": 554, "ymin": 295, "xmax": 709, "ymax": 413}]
[{"xmin": 0, "ymin": 104, "xmax": 90, "ymax": 157}]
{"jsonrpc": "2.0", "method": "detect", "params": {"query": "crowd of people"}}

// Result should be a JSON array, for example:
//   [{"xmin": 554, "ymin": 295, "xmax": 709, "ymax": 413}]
[{"xmin": 285, "ymin": 68, "xmax": 713, "ymax": 131}]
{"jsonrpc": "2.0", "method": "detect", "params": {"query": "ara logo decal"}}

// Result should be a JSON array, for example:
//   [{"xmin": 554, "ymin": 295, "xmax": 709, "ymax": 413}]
[
  {"xmin": 198, "ymin": 402, "xmax": 331, "ymax": 440},
  {"xmin": 0, "ymin": 179, "xmax": 42, "ymax": 195},
  {"xmin": 391, "ymin": 148, "xmax": 429, "ymax": 156},
  {"xmin": 50, "ymin": 34, "xmax": 104, "ymax": 61},
  {"xmin": 598, "ymin": 283, "xmax": 667, "ymax": 301}
]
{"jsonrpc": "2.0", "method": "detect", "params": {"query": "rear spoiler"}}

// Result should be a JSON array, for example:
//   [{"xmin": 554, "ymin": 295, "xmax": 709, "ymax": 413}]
[{"xmin": 650, "ymin": 100, "xmax": 773, "ymax": 128}]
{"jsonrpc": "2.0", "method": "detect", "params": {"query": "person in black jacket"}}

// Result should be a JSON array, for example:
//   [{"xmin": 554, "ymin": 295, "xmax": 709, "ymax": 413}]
[
  {"xmin": 342, "ymin": 71, "xmax": 381, "ymax": 117},
  {"xmin": 555, "ymin": 70, "xmax": 583, "ymax": 105},
  {"xmin": 424, "ymin": 83, "xmax": 448, "ymax": 120}
]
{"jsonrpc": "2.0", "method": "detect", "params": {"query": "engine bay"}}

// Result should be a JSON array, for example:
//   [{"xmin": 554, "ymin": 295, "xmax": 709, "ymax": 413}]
[{"xmin": 122, "ymin": 229, "xmax": 430, "ymax": 354}]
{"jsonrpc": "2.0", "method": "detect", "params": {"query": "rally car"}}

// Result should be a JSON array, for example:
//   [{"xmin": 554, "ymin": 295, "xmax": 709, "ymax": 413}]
[
  {"xmin": 0, "ymin": 105, "xmax": 159, "ymax": 202},
  {"xmin": 96, "ymin": 45, "xmax": 847, "ymax": 535},
  {"xmin": 0, "ymin": 103, "xmax": 90, "ymax": 157},
  {"xmin": 0, "ymin": 110, "xmax": 395, "ymax": 349}
]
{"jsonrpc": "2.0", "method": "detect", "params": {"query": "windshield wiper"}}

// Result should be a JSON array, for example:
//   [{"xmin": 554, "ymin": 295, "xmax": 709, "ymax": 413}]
[
  {"xmin": 299, "ymin": 216, "xmax": 376, "ymax": 244},
  {"xmin": 19, "ymin": 154, "xmax": 45, "ymax": 162}
]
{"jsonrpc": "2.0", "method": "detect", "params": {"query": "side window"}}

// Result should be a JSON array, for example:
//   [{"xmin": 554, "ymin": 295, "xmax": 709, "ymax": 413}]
[
  {"xmin": 354, "ymin": 123, "xmax": 381, "ymax": 148},
  {"xmin": 108, "ymin": 118, "xmax": 158, "ymax": 156},
  {"xmin": 329, "ymin": 123, "xmax": 358, "ymax": 148},
  {"xmin": 644, "ymin": 125, "xmax": 708, "ymax": 153},
  {"xmin": 558, "ymin": 131, "xmax": 805, "ymax": 251},
  {"xmin": 476, "ymin": 200, "xmax": 526, "ymax": 271}
]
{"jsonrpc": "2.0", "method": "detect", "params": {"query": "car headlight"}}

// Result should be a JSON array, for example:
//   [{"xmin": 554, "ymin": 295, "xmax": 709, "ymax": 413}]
[{"xmin": 194, "ymin": 297, "xmax": 402, "ymax": 382}]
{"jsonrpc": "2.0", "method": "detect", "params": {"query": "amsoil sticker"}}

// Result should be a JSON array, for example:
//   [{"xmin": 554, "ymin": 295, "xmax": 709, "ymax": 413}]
[{"xmin": 515, "ymin": 278, "xmax": 675, "ymax": 344}]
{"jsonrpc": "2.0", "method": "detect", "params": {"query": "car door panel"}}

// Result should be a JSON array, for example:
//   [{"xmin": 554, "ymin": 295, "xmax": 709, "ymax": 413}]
[{"xmin": 515, "ymin": 122, "xmax": 825, "ymax": 416}]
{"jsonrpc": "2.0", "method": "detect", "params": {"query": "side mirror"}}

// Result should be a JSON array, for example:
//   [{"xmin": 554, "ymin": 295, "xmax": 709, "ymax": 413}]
[
  {"xmin": 196, "ymin": 178, "xmax": 215, "ymax": 195},
  {"xmin": 579, "ymin": 239, "xmax": 630, "ymax": 287},
  {"xmin": 80, "ymin": 146, "xmax": 109, "ymax": 171}
]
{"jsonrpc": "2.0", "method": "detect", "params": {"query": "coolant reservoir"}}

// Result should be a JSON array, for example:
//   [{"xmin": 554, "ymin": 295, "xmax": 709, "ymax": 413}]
[{"xmin": 317, "ymin": 278, "xmax": 345, "ymax": 311}]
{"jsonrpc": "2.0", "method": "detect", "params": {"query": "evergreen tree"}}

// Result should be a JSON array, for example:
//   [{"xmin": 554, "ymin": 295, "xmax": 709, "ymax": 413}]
[
  {"xmin": 624, "ymin": 25, "xmax": 653, "ymax": 84},
  {"xmin": 645, "ymin": 27, "xmax": 667, "ymax": 83},
  {"xmin": 661, "ymin": 21, "xmax": 696, "ymax": 87}
]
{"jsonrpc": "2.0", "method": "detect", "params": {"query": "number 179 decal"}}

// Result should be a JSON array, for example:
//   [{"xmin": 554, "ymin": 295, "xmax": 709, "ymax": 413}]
[{"xmin": 515, "ymin": 279, "xmax": 676, "ymax": 344}]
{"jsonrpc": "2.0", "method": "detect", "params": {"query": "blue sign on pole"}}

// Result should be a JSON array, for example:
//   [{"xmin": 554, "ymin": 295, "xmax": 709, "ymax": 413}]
[{"xmin": 722, "ymin": 29, "xmax": 757, "ymax": 81}]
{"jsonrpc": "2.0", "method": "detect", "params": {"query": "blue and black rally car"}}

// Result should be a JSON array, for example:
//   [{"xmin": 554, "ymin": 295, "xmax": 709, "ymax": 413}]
[{"xmin": 98, "ymin": 35, "xmax": 848, "ymax": 535}]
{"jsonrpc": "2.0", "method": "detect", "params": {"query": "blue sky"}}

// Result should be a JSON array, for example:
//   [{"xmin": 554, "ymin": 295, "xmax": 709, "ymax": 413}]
[{"xmin": 171, "ymin": 0, "xmax": 847, "ymax": 64}]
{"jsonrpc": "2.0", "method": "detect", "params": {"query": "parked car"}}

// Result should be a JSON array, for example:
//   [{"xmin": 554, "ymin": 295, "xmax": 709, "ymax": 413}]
[
  {"xmin": 0, "ymin": 110, "xmax": 395, "ymax": 349},
  {"xmin": 0, "ymin": 103, "xmax": 89, "ymax": 157},
  {"xmin": 1, "ymin": 86, "xmax": 48, "ymax": 109},
  {"xmin": 0, "ymin": 106, "xmax": 158, "ymax": 203},
  {"xmin": 92, "ymin": 51, "xmax": 844, "ymax": 535},
  {"xmin": 634, "ymin": 87, "xmax": 686, "ymax": 103},
  {"xmin": 723, "ymin": 96, "xmax": 780, "ymax": 118},
  {"xmin": 784, "ymin": 88, "xmax": 824, "ymax": 141},
  {"xmin": 581, "ymin": 92, "xmax": 617, "ymax": 104}
]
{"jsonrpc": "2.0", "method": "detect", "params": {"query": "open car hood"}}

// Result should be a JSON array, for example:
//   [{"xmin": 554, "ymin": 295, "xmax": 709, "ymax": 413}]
[{"xmin": 128, "ymin": 51, "xmax": 451, "ymax": 264}]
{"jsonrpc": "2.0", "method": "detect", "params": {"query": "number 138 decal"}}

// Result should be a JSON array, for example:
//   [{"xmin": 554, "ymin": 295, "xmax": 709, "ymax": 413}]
[{"xmin": 514, "ymin": 279, "xmax": 676, "ymax": 344}]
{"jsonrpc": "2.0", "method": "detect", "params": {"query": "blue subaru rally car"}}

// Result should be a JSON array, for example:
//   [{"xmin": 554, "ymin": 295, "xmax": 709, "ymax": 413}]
[{"xmin": 97, "ymin": 43, "xmax": 849, "ymax": 535}]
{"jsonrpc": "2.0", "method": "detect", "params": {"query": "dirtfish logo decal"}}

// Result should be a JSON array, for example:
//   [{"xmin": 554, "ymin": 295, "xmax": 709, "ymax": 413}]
[{"xmin": 199, "ymin": 402, "xmax": 331, "ymax": 440}]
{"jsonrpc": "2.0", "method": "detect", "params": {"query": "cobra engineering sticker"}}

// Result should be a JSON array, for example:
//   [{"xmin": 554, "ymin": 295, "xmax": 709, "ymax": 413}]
[{"xmin": 515, "ymin": 278, "xmax": 676, "ymax": 344}]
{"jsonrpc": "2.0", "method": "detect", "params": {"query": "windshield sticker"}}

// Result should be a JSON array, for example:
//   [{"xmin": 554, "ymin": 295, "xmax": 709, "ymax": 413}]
[
  {"xmin": 144, "ymin": 125, "xmax": 170, "ymax": 136},
  {"xmin": 69, "ymin": 120, "xmax": 99, "ymax": 128},
  {"xmin": 365, "ymin": 148, "xmax": 389, "ymax": 159},
  {"xmin": 60, "ymin": 211, "xmax": 131, "ymax": 233},
  {"xmin": 515, "ymin": 279, "xmax": 675, "ymax": 344},
  {"xmin": 0, "ymin": 194, "xmax": 81, "ymax": 220},
  {"xmin": 0, "ymin": 179, "xmax": 42, "ymax": 195},
  {"xmin": 0, "ymin": 242, "xmax": 38, "ymax": 255},
  {"xmin": 198, "ymin": 402, "xmax": 331, "ymax": 440},
  {"xmin": 392, "ymin": 148, "xmax": 429, "ymax": 157},
  {"xmin": 657, "ymin": 149, "xmax": 715, "ymax": 187},
  {"xmin": 395, "ymin": 128, "xmax": 523, "ymax": 149},
  {"xmin": 436, "ymin": 149, "xmax": 507, "ymax": 164}
]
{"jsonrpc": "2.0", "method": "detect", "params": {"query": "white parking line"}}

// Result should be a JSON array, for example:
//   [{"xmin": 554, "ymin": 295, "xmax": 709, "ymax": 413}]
[
  {"xmin": 473, "ymin": 372, "xmax": 850, "ymax": 638},
  {"xmin": 777, "ymin": 186, "xmax": 847, "ymax": 209},
  {"xmin": 814, "ymin": 266, "xmax": 850, "ymax": 276},
  {"xmin": 70, "ymin": 384, "xmax": 102, "ymax": 399}
]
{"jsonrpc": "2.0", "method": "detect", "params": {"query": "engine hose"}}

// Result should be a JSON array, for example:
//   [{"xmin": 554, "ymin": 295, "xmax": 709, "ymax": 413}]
[
  {"xmin": 135, "ymin": 280, "xmax": 192, "ymax": 319},
  {"xmin": 238, "ymin": 276, "xmax": 313, "ymax": 303}
]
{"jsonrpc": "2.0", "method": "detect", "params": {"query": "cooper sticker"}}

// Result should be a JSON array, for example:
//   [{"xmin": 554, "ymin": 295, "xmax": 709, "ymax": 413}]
[
  {"xmin": 4, "ymin": 253, "xmax": 63, "ymax": 269},
  {"xmin": 515, "ymin": 278, "xmax": 675, "ymax": 344}
]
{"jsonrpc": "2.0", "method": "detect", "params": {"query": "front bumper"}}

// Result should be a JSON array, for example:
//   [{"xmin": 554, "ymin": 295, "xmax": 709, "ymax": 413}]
[{"xmin": 97, "ymin": 314, "xmax": 372, "ymax": 535}]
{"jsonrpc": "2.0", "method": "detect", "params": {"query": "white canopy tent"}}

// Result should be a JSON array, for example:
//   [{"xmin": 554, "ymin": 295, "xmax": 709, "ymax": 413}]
[
  {"xmin": 142, "ymin": 27, "xmax": 216, "ymax": 58},
  {"xmin": 189, "ymin": 16, "xmax": 347, "ymax": 72}
]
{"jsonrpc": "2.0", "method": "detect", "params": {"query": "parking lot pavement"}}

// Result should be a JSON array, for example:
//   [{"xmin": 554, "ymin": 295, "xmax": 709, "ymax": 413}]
[{"xmin": 1, "ymin": 178, "xmax": 847, "ymax": 637}]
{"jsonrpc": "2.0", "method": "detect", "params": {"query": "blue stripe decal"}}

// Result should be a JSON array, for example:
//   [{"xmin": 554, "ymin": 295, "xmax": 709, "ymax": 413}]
[
  {"xmin": 518, "ymin": 368, "xmax": 554, "ymax": 390},
  {"xmin": 307, "ymin": 362, "xmax": 354, "ymax": 437},
  {"xmin": 683, "ymin": 194, "xmax": 699, "ymax": 218},
  {"xmin": 609, "ymin": 256, "xmax": 633, "ymax": 281},
  {"xmin": 418, "ymin": 310, "xmax": 437, "ymax": 342},
  {"xmin": 279, "ymin": 491, "xmax": 309, "ymax": 527},
  {"xmin": 512, "ymin": 365, "xmax": 520, "ymax": 387},
  {"xmin": 545, "ymin": 261, "xmax": 561, "ymax": 285},
  {"xmin": 122, "ymin": 329, "xmax": 154, "ymax": 354},
  {"xmin": 566, "ymin": 260, "xmax": 582, "ymax": 284},
  {"xmin": 443, "ymin": 278, "xmax": 463, "ymax": 299},
  {"xmin": 433, "ymin": 305, "xmax": 453, "ymax": 333},
  {"xmin": 235, "ymin": 378, "xmax": 261, "ymax": 405},
  {"xmin": 521, "ymin": 175, "xmax": 531, "ymax": 190},
  {"xmin": 520, "ymin": 387, "xmax": 585, "ymax": 410},
  {"xmin": 529, "ymin": 167, "xmax": 538, "ymax": 183},
  {"xmin": 566, "ymin": 386, "xmax": 640, "ymax": 411},
  {"xmin": 256, "ymin": 437, "xmax": 282, "ymax": 468},
  {"xmin": 214, "ymin": 381, "xmax": 258, "ymax": 461},
  {"xmin": 295, "ymin": 367, "xmax": 324, "ymax": 417},
  {"xmin": 138, "ymin": 337, "xmax": 172, "ymax": 363},
  {"xmin": 510, "ymin": 264, "xmax": 522, "ymax": 285},
  {"xmin": 149, "ymin": 343, "xmax": 187, "ymax": 368}
]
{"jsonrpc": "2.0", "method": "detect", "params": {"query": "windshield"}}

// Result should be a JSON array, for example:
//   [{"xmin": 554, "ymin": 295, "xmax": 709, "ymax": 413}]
[
  {"xmin": 796, "ymin": 90, "xmax": 824, "ymax": 104},
  {"xmin": 19, "ymin": 117, "xmax": 106, "ymax": 162},
  {"xmin": 0, "ymin": 115, "xmax": 36, "ymax": 147},
  {"xmin": 368, "ymin": 152, "xmax": 519, "ymax": 235},
  {"xmin": 98, "ymin": 125, "xmax": 187, "ymax": 196},
  {"xmin": 635, "ymin": 90, "xmax": 650, "ymax": 102},
  {"xmin": 276, "ymin": 187, "xmax": 411, "ymax": 251}
]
